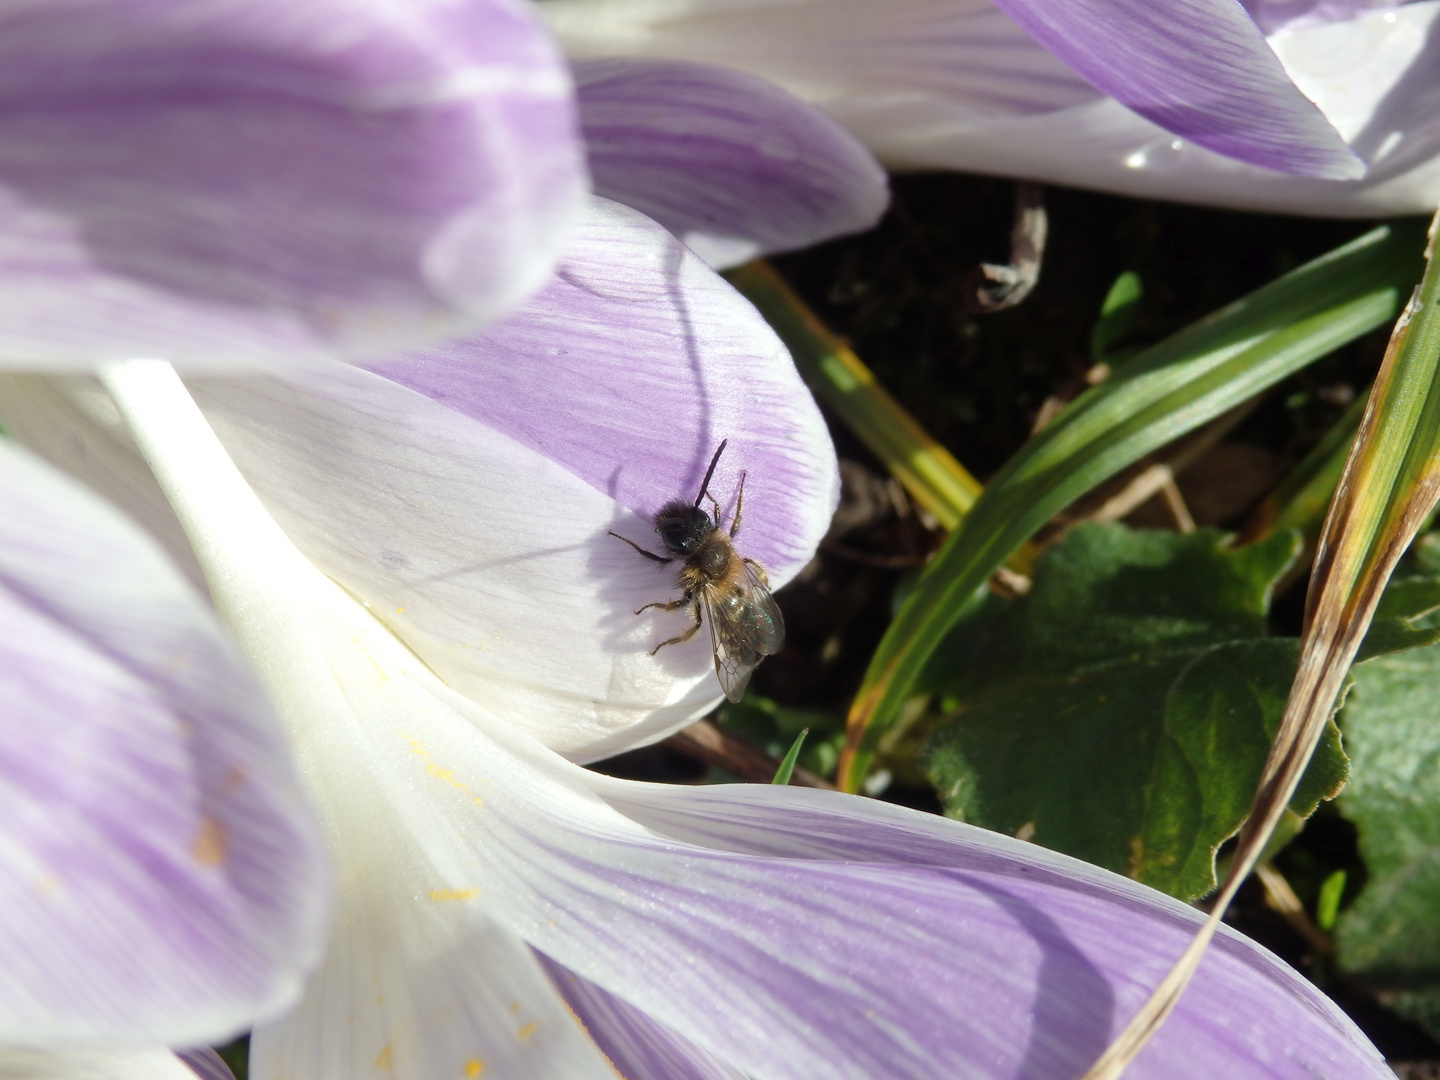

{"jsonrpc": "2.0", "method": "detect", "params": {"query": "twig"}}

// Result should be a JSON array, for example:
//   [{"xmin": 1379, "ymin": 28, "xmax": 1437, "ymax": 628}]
[{"xmin": 969, "ymin": 182, "xmax": 1047, "ymax": 312}]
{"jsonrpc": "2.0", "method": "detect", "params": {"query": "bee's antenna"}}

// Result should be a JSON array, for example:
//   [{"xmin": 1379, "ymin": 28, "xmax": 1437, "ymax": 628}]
[{"xmin": 694, "ymin": 439, "xmax": 728, "ymax": 507}]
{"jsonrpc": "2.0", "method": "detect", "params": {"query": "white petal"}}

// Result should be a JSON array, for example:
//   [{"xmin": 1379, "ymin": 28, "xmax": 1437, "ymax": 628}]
[
  {"xmin": 249, "ymin": 758, "xmax": 620, "ymax": 1080},
  {"xmin": 0, "ymin": 1048, "xmax": 201, "ymax": 1080}
]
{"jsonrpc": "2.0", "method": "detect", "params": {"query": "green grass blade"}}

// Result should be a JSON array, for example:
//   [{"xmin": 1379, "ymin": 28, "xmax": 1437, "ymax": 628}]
[
  {"xmin": 1248, "ymin": 390, "xmax": 1368, "ymax": 543},
  {"xmin": 839, "ymin": 221, "xmax": 1427, "ymax": 792},
  {"xmin": 771, "ymin": 728, "xmax": 810, "ymax": 785},
  {"xmin": 727, "ymin": 260, "xmax": 984, "ymax": 530}
]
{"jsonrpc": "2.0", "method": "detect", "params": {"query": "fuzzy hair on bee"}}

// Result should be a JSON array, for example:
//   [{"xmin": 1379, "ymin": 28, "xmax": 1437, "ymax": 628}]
[{"xmin": 608, "ymin": 439, "xmax": 785, "ymax": 702}]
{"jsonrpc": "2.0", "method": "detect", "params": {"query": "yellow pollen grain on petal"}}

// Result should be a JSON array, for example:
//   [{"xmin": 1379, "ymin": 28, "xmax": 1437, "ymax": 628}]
[
  {"xmin": 517, "ymin": 1023, "xmax": 538, "ymax": 1041},
  {"xmin": 464, "ymin": 1060, "xmax": 484, "ymax": 1078},
  {"xmin": 401, "ymin": 730, "xmax": 481, "ymax": 797},
  {"xmin": 191, "ymin": 815, "xmax": 226, "ymax": 866},
  {"xmin": 428, "ymin": 888, "xmax": 478, "ymax": 901},
  {"xmin": 374, "ymin": 1044, "xmax": 394, "ymax": 1071}
]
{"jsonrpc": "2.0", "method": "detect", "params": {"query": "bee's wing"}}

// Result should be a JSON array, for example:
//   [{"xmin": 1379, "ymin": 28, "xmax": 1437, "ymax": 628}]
[
  {"xmin": 702, "ymin": 563, "xmax": 785, "ymax": 703},
  {"xmin": 742, "ymin": 559, "xmax": 786, "ymax": 654}
]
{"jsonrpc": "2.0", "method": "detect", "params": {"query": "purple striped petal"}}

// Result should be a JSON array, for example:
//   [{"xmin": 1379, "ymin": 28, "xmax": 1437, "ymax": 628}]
[
  {"xmin": 980, "ymin": 0, "xmax": 1363, "ymax": 177},
  {"xmin": 836, "ymin": 0, "xmax": 1440, "ymax": 217},
  {"xmin": 537, "ymin": 955, "xmax": 747, "ymax": 1080},
  {"xmin": 521, "ymin": 787, "xmax": 1390, "ymax": 1080},
  {"xmin": 184, "ymin": 198, "xmax": 836, "ymax": 758},
  {"xmin": 363, "ymin": 196, "xmax": 838, "ymax": 577},
  {"xmin": 575, "ymin": 57, "xmax": 887, "ymax": 269},
  {"xmin": 545, "ymin": 0, "xmax": 1101, "ymax": 122},
  {"xmin": 176, "ymin": 1048, "xmax": 236, "ymax": 1080},
  {"xmin": 0, "ymin": 442, "xmax": 329, "ymax": 1042},
  {"xmin": 0, "ymin": 0, "xmax": 585, "ymax": 372},
  {"xmin": 277, "ymin": 657, "xmax": 1389, "ymax": 1080}
]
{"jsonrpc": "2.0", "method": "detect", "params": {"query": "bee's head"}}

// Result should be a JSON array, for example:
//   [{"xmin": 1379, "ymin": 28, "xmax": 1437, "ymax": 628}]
[{"xmin": 654, "ymin": 500, "xmax": 712, "ymax": 556}]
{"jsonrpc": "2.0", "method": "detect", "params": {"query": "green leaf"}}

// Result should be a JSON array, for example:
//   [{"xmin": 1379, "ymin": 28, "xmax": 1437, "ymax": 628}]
[
  {"xmin": 1316, "ymin": 869, "xmax": 1346, "ymax": 932},
  {"xmin": 1335, "ymin": 634, "xmax": 1440, "ymax": 1040},
  {"xmin": 1091, "ymin": 270, "xmax": 1143, "ymax": 361},
  {"xmin": 771, "ymin": 728, "xmax": 809, "ymax": 785},
  {"xmin": 921, "ymin": 523, "xmax": 1349, "ymax": 900},
  {"xmin": 842, "ymin": 221, "xmax": 1428, "ymax": 792}
]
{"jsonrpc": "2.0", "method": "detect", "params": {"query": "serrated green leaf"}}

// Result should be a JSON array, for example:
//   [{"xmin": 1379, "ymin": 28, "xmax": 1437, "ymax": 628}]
[
  {"xmin": 1335, "ymin": 635, "xmax": 1440, "ymax": 1040},
  {"xmin": 842, "ymin": 222, "xmax": 1427, "ymax": 792},
  {"xmin": 921, "ymin": 523, "xmax": 1348, "ymax": 900}
]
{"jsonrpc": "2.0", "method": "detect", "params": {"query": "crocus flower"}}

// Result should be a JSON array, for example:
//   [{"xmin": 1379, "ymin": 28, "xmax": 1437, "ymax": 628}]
[
  {"xmin": 14, "ymin": 197, "xmax": 1395, "ymax": 1080},
  {"xmin": 542, "ymin": 0, "xmax": 1440, "ymax": 216},
  {"xmin": 0, "ymin": 0, "xmax": 590, "ymax": 1067}
]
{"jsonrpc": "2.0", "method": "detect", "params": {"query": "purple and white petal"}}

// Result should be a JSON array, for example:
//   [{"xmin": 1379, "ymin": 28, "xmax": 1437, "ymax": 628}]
[
  {"xmin": 543, "ymin": 0, "xmax": 1360, "ymax": 175},
  {"xmin": 188, "ymin": 198, "xmax": 837, "ymax": 758},
  {"xmin": 537, "ymin": 955, "xmax": 748, "ymax": 1080},
  {"xmin": 860, "ymin": 1, "xmax": 1440, "ymax": 216},
  {"xmin": 545, "ymin": 0, "xmax": 1440, "ymax": 212},
  {"xmin": 176, "ymin": 1048, "xmax": 236, "ymax": 1080},
  {"xmin": 1242, "ymin": 0, "xmax": 1406, "ymax": 35},
  {"xmin": 1269, "ymin": 0, "xmax": 1440, "ymax": 180},
  {"xmin": 306, "ymin": 652, "xmax": 1390, "ymax": 1080},
  {"xmin": 544, "ymin": 0, "xmax": 1102, "ymax": 123},
  {"xmin": 575, "ymin": 57, "xmax": 887, "ymax": 269},
  {"xmin": 0, "ymin": 1048, "xmax": 204, "ymax": 1080},
  {"xmin": 0, "ymin": 442, "xmax": 329, "ymax": 1042},
  {"xmin": 985, "ymin": 0, "xmax": 1361, "ymax": 177},
  {"xmin": 0, "ymin": 0, "xmax": 585, "ymax": 372}
]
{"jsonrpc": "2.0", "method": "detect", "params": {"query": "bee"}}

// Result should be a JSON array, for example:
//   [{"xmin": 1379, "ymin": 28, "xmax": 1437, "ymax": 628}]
[{"xmin": 609, "ymin": 439, "xmax": 785, "ymax": 702}]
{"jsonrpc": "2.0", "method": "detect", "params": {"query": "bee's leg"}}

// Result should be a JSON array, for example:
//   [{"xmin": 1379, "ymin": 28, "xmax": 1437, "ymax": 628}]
[
  {"xmin": 742, "ymin": 557, "xmax": 770, "ymax": 586},
  {"xmin": 608, "ymin": 530, "xmax": 671, "ymax": 564},
  {"xmin": 635, "ymin": 595, "xmax": 690, "ymax": 616},
  {"xmin": 729, "ymin": 470, "xmax": 747, "ymax": 538},
  {"xmin": 650, "ymin": 599, "xmax": 704, "ymax": 655}
]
